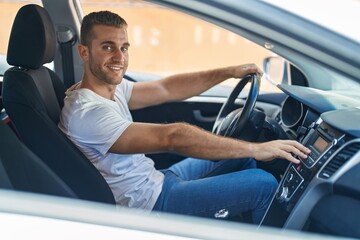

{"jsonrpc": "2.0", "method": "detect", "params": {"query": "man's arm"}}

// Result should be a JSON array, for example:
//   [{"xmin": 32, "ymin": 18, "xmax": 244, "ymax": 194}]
[
  {"xmin": 109, "ymin": 122, "xmax": 310, "ymax": 164},
  {"xmin": 128, "ymin": 64, "xmax": 262, "ymax": 110}
]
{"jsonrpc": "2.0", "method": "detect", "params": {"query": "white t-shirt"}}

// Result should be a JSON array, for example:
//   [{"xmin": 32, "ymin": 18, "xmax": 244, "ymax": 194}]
[{"xmin": 58, "ymin": 79, "xmax": 164, "ymax": 210}]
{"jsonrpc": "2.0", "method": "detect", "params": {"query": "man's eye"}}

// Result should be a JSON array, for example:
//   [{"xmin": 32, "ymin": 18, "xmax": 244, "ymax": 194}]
[
  {"xmin": 121, "ymin": 47, "xmax": 128, "ymax": 53},
  {"xmin": 103, "ymin": 45, "xmax": 113, "ymax": 51}
]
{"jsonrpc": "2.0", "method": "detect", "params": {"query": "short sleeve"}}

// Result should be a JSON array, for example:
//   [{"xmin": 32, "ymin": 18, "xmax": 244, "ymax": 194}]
[
  {"xmin": 118, "ymin": 79, "xmax": 134, "ymax": 103},
  {"xmin": 68, "ymin": 103, "xmax": 132, "ymax": 155}
]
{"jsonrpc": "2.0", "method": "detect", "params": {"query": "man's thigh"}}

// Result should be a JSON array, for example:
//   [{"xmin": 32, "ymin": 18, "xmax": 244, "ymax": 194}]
[{"xmin": 168, "ymin": 157, "xmax": 256, "ymax": 181}]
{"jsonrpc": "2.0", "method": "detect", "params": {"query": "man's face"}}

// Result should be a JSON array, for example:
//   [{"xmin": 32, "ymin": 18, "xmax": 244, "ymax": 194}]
[{"xmin": 82, "ymin": 25, "xmax": 130, "ymax": 85}]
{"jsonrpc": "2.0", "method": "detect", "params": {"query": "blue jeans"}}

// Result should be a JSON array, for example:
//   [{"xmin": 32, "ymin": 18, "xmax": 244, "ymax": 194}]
[{"xmin": 152, "ymin": 158, "xmax": 278, "ymax": 224}]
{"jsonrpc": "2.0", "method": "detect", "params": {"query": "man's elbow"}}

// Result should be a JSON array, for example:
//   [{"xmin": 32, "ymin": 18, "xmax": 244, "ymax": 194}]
[{"xmin": 165, "ymin": 122, "xmax": 190, "ymax": 152}]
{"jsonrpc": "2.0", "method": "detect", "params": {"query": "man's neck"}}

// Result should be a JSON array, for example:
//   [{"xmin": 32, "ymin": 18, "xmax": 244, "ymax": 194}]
[{"xmin": 79, "ymin": 78, "xmax": 117, "ymax": 101}]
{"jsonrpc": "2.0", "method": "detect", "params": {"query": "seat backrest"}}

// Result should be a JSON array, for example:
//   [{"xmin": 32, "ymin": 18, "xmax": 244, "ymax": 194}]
[
  {"xmin": 2, "ymin": 4, "xmax": 115, "ymax": 204},
  {"xmin": 0, "ymin": 120, "xmax": 76, "ymax": 198}
]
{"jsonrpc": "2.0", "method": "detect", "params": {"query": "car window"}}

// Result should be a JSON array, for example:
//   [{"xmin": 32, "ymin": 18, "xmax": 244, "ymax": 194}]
[
  {"xmin": 0, "ymin": 54, "xmax": 10, "ymax": 77},
  {"xmin": 79, "ymin": 0, "xmax": 281, "ymax": 94},
  {"xmin": 265, "ymin": 0, "xmax": 360, "ymax": 44}
]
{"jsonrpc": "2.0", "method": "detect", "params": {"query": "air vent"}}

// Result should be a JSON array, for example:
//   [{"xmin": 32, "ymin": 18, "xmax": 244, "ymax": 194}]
[{"xmin": 319, "ymin": 142, "xmax": 360, "ymax": 179}]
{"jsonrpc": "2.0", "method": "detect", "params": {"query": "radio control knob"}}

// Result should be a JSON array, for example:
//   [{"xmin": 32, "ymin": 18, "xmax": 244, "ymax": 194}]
[
  {"xmin": 276, "ymin": 187, "xmax": 288, "ymax": 202},
  {"xmin": 287, "ymin": 173, "xmax": 294, "ymax": 182}
]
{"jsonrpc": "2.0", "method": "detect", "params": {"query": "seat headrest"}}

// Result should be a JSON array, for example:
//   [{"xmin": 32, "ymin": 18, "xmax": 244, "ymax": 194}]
[{"xmin": 7, "ymin": 4, "xmax": 56, "ymax": 69}]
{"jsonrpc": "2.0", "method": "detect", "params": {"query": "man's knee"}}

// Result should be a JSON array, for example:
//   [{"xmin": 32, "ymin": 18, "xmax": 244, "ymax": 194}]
[{"xmin": 255, "ymin": 169, "xmax": 278, "ymax": 193}]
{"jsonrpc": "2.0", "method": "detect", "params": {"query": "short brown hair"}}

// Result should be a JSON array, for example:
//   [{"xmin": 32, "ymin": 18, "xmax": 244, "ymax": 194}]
[{"xmin": 80, "ymin": 11, "xmax": 127, "ymax": 46}]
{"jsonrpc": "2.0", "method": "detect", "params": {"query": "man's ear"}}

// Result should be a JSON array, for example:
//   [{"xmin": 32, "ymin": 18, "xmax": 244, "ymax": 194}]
[{"xmin": 78, "ymin": 44, "xmax": 89, "ymax": 61}]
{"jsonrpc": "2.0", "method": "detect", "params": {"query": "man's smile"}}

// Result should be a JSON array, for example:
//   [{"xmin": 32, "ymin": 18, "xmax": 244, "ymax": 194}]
[{"xmin": 107, "ymin": 64, "xmax": 124, "ymax": 71}]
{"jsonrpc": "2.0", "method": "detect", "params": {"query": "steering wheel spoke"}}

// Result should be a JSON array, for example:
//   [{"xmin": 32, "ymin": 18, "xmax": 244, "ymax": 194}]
[{"xmin": 212, "ymin": 74, "xmax": 261, "ymax": 139}]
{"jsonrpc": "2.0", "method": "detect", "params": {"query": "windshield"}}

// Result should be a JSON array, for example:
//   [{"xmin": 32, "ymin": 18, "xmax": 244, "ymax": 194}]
[{"xmin": 264, "ymin": 0, "xmax": 360, "ymax": 43}]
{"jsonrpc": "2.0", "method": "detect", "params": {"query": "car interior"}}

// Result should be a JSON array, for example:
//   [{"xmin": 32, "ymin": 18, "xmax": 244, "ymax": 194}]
[{"xmin": 0, "ymin": 1, "xmax": 360, "ymax": 239}]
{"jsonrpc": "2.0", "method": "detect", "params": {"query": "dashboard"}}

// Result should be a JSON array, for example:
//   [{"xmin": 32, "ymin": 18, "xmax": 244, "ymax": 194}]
[
  {"xmin": 259, "ymin": 84, "xmax": 360, "ymax": 231},
  {"xmin": 275, "ymin": 84, "xmax": 360, "ymax": 139}
]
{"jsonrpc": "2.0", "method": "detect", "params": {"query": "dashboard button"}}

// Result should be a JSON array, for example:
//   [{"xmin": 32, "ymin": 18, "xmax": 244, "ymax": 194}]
[{"xmin": 287, "ymin": 173, "xmax": 294, "ymax": 182}]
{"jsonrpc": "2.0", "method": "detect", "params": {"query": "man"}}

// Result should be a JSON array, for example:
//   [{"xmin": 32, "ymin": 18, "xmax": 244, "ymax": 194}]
[{"xmin": 59, "ymin": 11, "xmax": 310, "ymax": 224}]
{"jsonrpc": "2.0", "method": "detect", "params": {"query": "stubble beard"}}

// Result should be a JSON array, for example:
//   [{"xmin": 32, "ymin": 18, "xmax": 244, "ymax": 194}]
[{"xmin": 88, "ymin": 54, "xmax": 124, "ymax": 86}]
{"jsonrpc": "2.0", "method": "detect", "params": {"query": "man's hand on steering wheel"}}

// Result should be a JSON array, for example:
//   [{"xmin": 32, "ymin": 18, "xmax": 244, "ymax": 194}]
[{"xmin": 230, "ymin": 63, "xmax": 263, "ymax": 79}]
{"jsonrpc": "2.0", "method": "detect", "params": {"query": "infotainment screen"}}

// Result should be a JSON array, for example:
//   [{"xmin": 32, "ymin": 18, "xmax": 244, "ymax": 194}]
[{"xmin": 312, "ymin": 136, "xmax": 328, "ymax": 153}]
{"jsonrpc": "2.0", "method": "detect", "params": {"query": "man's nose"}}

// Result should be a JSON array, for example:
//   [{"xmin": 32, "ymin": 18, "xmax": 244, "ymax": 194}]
[{"xmin": 113, "ymin": 48, "xmax": 125, "ymax": 62}]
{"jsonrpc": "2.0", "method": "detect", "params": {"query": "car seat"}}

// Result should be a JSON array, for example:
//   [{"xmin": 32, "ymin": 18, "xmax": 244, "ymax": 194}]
[
  {"xmin": 0, "ymin": 120, "xmax": 76, "ymax": 198},
  {"xmin": 2, "ymin": 4, "xmax": 115, "ymax": 204}
]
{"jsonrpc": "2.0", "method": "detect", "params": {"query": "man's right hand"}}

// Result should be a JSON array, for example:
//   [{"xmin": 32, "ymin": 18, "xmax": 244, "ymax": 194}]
[{"xmin": 250, "ymin": 140, "xmax": 311, "ymax": 164}]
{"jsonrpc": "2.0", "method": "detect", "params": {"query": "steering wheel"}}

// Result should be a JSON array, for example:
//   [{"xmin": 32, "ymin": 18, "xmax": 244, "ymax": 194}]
[{"xmin": 212, "ymin": 74, "xmax": 261, "ymax": 139}]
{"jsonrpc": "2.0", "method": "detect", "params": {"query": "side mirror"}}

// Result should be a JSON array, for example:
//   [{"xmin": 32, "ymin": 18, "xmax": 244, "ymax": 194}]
[{"xmin": 263, "ymin": 56, "xmax": 289, "ymax": 85}]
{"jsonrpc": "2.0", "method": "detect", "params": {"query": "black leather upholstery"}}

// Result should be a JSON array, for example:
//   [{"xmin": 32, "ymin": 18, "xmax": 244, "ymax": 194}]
[
  {"xmin": 2, "ymin": 4, "xmax": 115, "ymax": 204},
  {"xmin": 0, "ymin": 120, "xmax": 76, "ymax": 198}
]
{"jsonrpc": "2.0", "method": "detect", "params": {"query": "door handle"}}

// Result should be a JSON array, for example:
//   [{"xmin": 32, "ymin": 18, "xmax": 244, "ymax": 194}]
[{"xmin": 193, "ymin": 110, "xmax": 217, "ymax": 123}]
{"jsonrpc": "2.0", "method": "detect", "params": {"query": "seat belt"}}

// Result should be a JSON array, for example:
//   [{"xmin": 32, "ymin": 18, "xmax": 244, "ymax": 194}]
[{"xmin": 57, "ymin": 26, "xmax": 77, "ymax": 88}]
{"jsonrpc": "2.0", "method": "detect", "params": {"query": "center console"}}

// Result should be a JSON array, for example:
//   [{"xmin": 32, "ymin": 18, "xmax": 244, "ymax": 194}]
[{"xmin": 259, "ymin": 118, "xmax": 345, "ymax": 228}]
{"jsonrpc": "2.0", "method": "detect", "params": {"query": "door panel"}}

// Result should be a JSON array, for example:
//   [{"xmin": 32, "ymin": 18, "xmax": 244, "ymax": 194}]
[
  {"xmin": 131, "ymin": 92, "xmax": 285, "ymax": 169},
  {"xmin": 131, "ymin": 100, "xmax": 223, "ymax": 169},
  {"xmin": 132, "ymin": 101, "xmax": 222, "ymax": 131}
]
